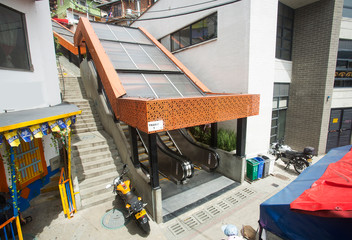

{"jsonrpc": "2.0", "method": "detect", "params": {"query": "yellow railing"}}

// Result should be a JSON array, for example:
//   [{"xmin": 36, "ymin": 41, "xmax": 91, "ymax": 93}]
[
  {"xmin": 58, "ymin": 168, "xmax": 77, "ymax": 219},
  {"xmin": 0, "ymin": 216, "xmax": 23, "ymax": 240}
]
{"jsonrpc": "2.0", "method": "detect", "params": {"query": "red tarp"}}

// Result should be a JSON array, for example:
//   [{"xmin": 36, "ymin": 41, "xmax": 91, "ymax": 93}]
[
  {"xmin": 52, "ymin": 18, "xmax": 69, "ymax": 25},
  {"xmin": 290, "ymin": 148, "xmax": 352, "ymax": 218}
]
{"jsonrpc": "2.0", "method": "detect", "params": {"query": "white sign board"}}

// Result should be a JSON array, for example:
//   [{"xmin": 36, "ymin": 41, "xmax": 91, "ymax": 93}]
[{"xmin": 148, "ymin": 120, "xmax": 164, "ymax": 132}]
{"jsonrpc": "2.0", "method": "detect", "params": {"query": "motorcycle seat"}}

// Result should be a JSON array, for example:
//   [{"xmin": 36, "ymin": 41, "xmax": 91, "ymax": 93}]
[{"xmin": 285, "ymin": 150, "xmax": 304, "ymax": 156}]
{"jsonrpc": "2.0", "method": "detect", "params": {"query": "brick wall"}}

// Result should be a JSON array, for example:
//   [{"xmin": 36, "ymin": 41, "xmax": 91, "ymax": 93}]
[{"xmin": 285, "ymin": 0, "xmax": 343, "ymax": 155}]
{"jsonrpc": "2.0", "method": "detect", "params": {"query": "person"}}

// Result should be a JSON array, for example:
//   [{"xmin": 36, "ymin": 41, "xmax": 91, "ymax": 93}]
[
  {"xmin": 0, "ymin": 193, "xmax": 31, "ymax": 225},
  {"xmin": 221, "ymin": 224, "xmax": 244, "ymax": 240}
]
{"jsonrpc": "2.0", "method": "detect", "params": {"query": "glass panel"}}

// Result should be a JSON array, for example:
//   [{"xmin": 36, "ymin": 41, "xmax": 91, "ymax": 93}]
[
  {"xmin": 144, "ymin": 74, "xmax": 181, "ymax": 98},
  {"xmin": 277, "ymin": 27, "xmax": 282, "ymax": 37},
  {"xmin": 101, "ymin": 41, "xmax": 137, "ymax": 70},
  {"xmin": 349, "ymin": 61, "xmax": 352, "ymax": 69},
  {"xmin": 204, "ymin": 13, "xmax": 217, "ymax": 40},
  {"xmin": 343, "ymin": 7, "xmax": 352, "ymax": 18},
  {"xmin": 191, "ymin": 20, "xmax": 204, "ymax": 45},
  {"xmin": 118, "ymin": 73, "xmax": 156, "ymax": 98},
  {"xmin": 122, "ymin": 43, "xmax": 158, "ymax": 70},
  {"xmin": 281, "ymin": 50, "xmax": 291, "ymax": 60},
  {"xmin": 279, "ymin": 84, "xmax": 289, "ymax": 96},
  {"xmin": 279, "ymin": 97, "xmax": 288, "ymax": 108},
  {"xmin": 179, "ymin": 26, "xmax": 190, "ymax": 49},
  {"xmin": 272, "ymin": 111, "xmax": 278, "ymax": 118},
  {"xmin": 124, "ymin": 27, "xmax": 153, "ymax": 45},
  {"xmin": 283, "ymin": 17, "xmax": 292, "ymax": 29},
  {"xmin": 345, "ymin": 79, "xmax": 352, "ymax": 87},
  {"xmin": 141, "ymin": 45, "xmax": 179, "ymax": 71},
  {"xmin": 283, "ymin": 29, "xmax": 292, "ymax": 40},
  {"xmin": 171, "ymin": 32, "xmax": 180, "ymax": 51},
  {"xmin": 0, "ymin": 5, "xmax": 30, "ymax": 70},
  {"xmin": 166, "ymin": 74, "xmax": 203, "ymax": 97},
  {"xmin": 273, "ymin": 84, "xmax": 280, "ymax": 96},
  {"xmin": 52, "ymin": 21, "xmax": 74, "ymax": 43},
  {"xmin": 271, "ymin": 127, "xmax": 277, "ymax": 136},
  {"xmin": 272, "ymin": 98, "xmax": 278, "ymax": 108},
  {"xmin": 282, "ymin": 40, "xmax": 291, "ymax": 50},
  {"xmin": 278, "ymin": 110, "xmax": 287, "ymax": 140},
  {"xmin": 337, "ymin": 60, "xmax": 348, "ymax": 69},
  {"xmin": 91, "ymin": 22, "xmax": 116, "ymax": 41}
]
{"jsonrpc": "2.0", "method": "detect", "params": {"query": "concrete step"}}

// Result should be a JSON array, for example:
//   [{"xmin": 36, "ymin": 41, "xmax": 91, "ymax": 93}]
[
  {"xmin": 73, "ymin": 150, "xmax": 119, "ymax": 164},
  {"xmin": 72, "ymin": 144, "xmax": 113, "ymax": 157},
  {"xmin": 138, "ymin": 146, "xmax": 146, "ymax": 154},
  {"xmin": 74, "ymin": 122, "xmax": 102, "ymax": 129},
  {"xmin": 81, "ymin": 191, "xmax": 115, "ymax": 209},
  {"xmin": 78, "ymin": 164, "xmax": 119, "ymax": 180},
  {"xmin": 72, "ymin": 138, "xmax": 114, "ymax": 150},
  {"xmin": 78, "ymin": 157, "xmax": 122, "ymax": 171},
  {"xmin": 80, "ymin": 181, "xmax": 116, "ymax": 200},
  {"xmin": 73, "ymin": 126, "xmax": 103, "ymax": 134},
  {"xmin": 78, "ymin": 171, "xmax": 118, "ymax": 190}
]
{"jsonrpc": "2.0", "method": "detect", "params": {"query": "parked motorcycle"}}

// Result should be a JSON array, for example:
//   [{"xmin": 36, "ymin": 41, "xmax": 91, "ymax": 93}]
[
  {"xmin": 106, "ymin": 165, "xmax": 150, "ymax": 234},
  {"xmin": 270, "ymin": 141, "xmax": 315, "ymax": 174}
]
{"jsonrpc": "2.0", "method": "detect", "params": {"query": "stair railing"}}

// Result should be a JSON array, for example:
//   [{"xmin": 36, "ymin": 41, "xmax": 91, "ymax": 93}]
[
  {"xmin": 58, "ymin": 168, "xmax": 77, "ymax": 219},
  {"xmin": 165, "ymin": 131, "xmax": 182, "ymax": 155}
]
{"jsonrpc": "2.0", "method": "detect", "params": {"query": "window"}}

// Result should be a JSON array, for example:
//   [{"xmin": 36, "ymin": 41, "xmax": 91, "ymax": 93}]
[
  {"xmin": 170, "ymin": 12, "xmax": 217, "ymax": 51},
  {"xmin": 335, "ymin": 39, "xmax": 352, "ymax": 88},
  {"xmin": 73, "ymin": 14, "xmax": 80, "ymax": 20},
  {"xmin": 271, "ymin": 83, "xmax": 289, "ymax": 143},
  {"xmin": 0, "ymin": 4, "xmax": 31, "ymax": 70},
  {"xmin": 343, "ymin": 0, "xmax": 352, "ymax": 18},
  {"xmin": 113, "ymin": 4, "xmax": 122, "ymax": 17},
  {"xmin": 276, "ymin": 3, "xmax": 294, "ymax": 61}
]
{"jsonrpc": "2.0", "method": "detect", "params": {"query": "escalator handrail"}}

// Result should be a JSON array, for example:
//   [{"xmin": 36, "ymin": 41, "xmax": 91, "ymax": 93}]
[
  {"xmin": 178, "ymin": 128, "xmax": 220, "ymax": 171},
  {"xmin": 156, "ymin": 134, "xmax": 194, "ymax": 181}
]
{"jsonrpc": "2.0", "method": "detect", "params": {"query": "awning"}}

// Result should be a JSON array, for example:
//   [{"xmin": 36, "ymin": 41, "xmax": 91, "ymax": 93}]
[
  {"xmin": 52, "ymin": 18, "xmax": 69, "ymax": 25},
  {"xmin": 74, "ymin": 18, "xmax": 260, "ymax": 133},
  {"xmin": 290, "ymin": 147, "xmax": 352, "ymax": 217},
  {"xmin": 0, "ymin": 103, "xmax": 81, "ymax": 147}
]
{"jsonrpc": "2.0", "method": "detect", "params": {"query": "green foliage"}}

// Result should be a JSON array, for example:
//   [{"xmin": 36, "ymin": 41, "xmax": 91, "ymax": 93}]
[
  {"xmin": 189, "ymin": 126, "xmax": 236, "ymax": 152},
  {"xmin": 217, "ymin": 129, "xmax": 236, "ymax": 152}
]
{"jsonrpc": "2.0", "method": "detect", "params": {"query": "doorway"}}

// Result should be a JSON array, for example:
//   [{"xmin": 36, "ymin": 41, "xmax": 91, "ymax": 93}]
[{"xmin": 326, "ymin": 108, "xmax": 352, "ymax": 153}]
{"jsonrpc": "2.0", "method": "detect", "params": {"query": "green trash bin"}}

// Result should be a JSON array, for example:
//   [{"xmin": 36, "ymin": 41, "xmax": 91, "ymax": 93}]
[{"xmin": 246, "ymin": 158, "xmax": 259, "ymax": 181}]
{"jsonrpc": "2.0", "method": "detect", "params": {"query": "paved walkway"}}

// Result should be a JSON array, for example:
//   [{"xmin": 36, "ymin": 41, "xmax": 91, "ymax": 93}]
[{"xmin": 20, "ymin": 155, "xmax": 322, "ymax": 240}]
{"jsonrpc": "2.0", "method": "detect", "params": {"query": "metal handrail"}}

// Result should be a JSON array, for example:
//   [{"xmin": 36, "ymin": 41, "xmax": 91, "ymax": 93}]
[
  {"xmin": 136, "ymin": 129, "xmax": 149, "ymax": 154},
  {"xmin": 165, "ymin": 131, "xmax": 182, "ymax": 155}
]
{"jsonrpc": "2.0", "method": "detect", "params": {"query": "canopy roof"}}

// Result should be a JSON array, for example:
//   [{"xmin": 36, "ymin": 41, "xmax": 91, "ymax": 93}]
[
  {"xmin": 74, "ymin": 18, "xmax": 260, "ymax": 133},
  {"xmin": 0, "ymin": 103, "xmax": 81, "ymax": 133},
  {"xmin": 52, "ymin": 19, "xmax": 86, "ymax": 55}
]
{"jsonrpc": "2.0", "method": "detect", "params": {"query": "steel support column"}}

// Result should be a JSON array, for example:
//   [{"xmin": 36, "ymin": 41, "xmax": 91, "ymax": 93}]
[
  {"xmin": 236, "ymin": 118, "xmax": 247, "ymax": 157},
  {"xmin": 211, "ymin": 122, "xmax": 218, "ymax": 148},
  {"xmin": 78, "ymin": 46, "xmax": 83, "ymax": 63},
  {"xmin": 148, "ymin": 133, "xmax": 160, "ymax": 189},
  {"xmin": 129, "ymin": 126, "xmax": 140, "ymax": 168}
]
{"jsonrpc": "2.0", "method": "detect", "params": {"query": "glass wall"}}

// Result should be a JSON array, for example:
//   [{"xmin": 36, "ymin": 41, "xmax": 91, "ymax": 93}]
[
  {"xmin": 275, "ymin": 2, "xmax": 294, "ymax": 61},
  {"xmin": 170, "ymin": 12, "xmax": 217, "ymax": 52},
  {"xmin": 271, "ymin": 83, "xmax": 289, "ymax": 143},
  {"xmin": 343, "ymin": 0, "xmax": 352, "ymax": 18},
  {"xmin": 335, "ymin": 39, "xmax": 352, "ymax": 88}
]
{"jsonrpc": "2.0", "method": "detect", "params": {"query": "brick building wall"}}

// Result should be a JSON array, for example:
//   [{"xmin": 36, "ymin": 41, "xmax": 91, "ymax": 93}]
[{"xmin": 285, "ymin": 0, "xmax": 343, "ymax": 155}]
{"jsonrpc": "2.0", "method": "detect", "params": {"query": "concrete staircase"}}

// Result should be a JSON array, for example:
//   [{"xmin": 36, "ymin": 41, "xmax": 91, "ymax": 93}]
[{"xmin": 59, "ymin": 59, "xmax": 123, "ymax": 209}]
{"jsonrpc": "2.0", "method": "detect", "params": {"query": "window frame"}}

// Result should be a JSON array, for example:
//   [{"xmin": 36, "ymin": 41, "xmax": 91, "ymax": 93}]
[
  {"xmin": 271, "ymin": 83, "xmax": 290, "ymax": 143},
  {"xmin": 275, "ymin": 2, "xmax": 294, "ymax": 61},
  {"xmin": 0, "ymin": 3, "xmax": 32, "ymax": 71},
  {"xmin": 334, "ymin": 39, "xmax": 352, "ymax": 88},
  {"xmin": 170, "ymin": 12, "xmax": 217, "ymax": 52}
]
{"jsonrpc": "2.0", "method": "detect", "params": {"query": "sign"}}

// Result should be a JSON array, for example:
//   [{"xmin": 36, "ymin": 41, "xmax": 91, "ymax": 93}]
[
  {"xmin": 148, "ymin": 120, "xmax": 164, "ymax": 132},
  {"xmin": 333, "ymin": 118, "xmax": 339, "ymax": 124}
]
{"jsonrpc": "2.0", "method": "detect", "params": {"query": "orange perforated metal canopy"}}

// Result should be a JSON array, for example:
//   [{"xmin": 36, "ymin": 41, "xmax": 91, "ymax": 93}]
[{"xmin": 74, "ymin": 18, "xmax": 260, "ymax": 133}]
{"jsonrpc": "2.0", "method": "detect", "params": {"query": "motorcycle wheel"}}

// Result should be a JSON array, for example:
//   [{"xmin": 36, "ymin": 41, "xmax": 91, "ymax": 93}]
[
  {"xmin": 139, "ymin": 221, "xmax": 150, "ymax": 234},
  {"xmin": 294, "ymin": 159, "xmax": 309, "ymax": 174}
]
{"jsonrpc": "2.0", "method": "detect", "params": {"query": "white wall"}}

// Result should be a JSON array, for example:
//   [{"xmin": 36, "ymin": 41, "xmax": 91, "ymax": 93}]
[
  {"xmin": 0, "ymin": 0, "xmax": 61, "ymax": 112},
  {"xmin": 246, "ymin": 0, "xmax": 278, "ymax": 156},
  {"xmin": 340, "ymin": 17, "xmax": 352, "ymax": 39},
  {"xmin": 42, "ymin": 134, "xmax": 59, "ymax": 166},
  {"xmin": 133, "ymin": 0, "xmax": 279, "ymax": 156}
]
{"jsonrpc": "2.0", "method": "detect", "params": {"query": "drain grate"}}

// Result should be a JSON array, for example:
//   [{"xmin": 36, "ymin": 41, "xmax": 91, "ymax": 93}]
[
  {"xmin": 242, "ymin": 188, "xmax": 256, "ymax": 195},
  {"xmin": 168, "ymin": 222, "xmax": 187, "ymax": 236},
  {"xmin": 206, "ymin": 205, "xmax": 222, "ymax": 217},
  {"xmin": 234, "ymin": 192, "xmax": 247, "ymax": 200},
  {"xmin": 183, "ymin": 216, "xmax": 200, "ymax": 229},
  {"xmin": 216, "ymin": 200, "xmax": 231, "ymax": 210},
  {"xmin": 225, "ymin": 196, "xmax": 239, "ymax": 206},
  {"xmin": 193, "ymin": 210, "xmax": 211, "ymax": 223}
]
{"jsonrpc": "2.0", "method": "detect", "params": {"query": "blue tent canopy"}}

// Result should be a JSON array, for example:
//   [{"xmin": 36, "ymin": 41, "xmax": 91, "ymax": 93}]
[{"xmin": 260, "ymin": 145, "xmax": 352, "ymax": 240}]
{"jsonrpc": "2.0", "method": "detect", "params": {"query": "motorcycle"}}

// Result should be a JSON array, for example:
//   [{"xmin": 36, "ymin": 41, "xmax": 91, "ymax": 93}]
[
  {"xmin": 106, "ymin": 165, "xmax": 150, "ymax": 234},
  {"xmin": 270, "ymin": 141, "xmax": 315, "ymax": 174}
]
